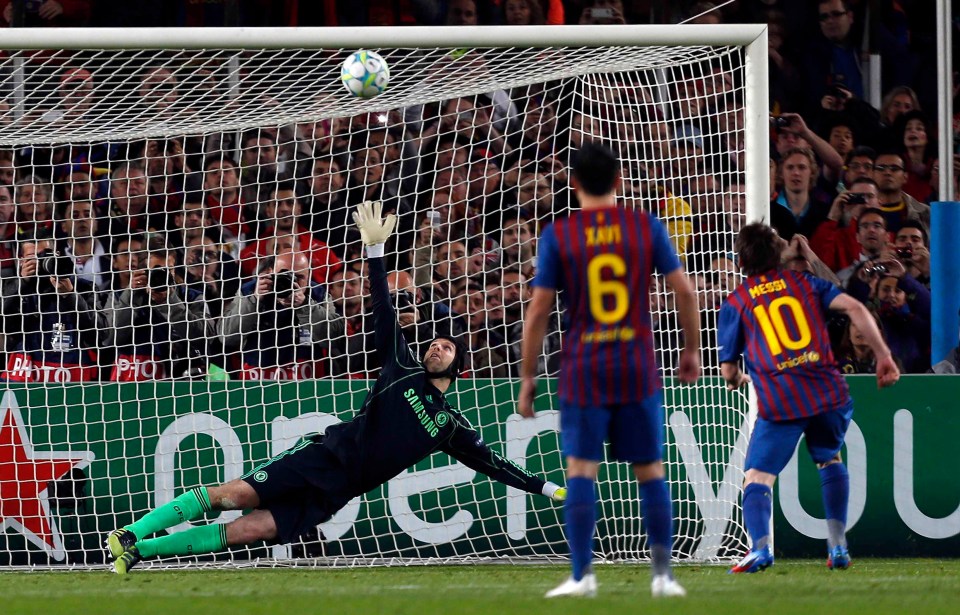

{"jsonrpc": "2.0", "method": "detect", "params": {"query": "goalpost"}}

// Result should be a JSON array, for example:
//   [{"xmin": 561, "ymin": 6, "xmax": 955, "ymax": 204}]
[{"xmin": 0, "ymin": 24, "xmax": 768, "ymax": 568}]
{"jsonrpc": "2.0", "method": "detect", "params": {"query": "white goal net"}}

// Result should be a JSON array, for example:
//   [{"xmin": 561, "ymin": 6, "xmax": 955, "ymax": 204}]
[{"xmin": 0, "ymin": 25, "xmax": 766, "ymax": 568}]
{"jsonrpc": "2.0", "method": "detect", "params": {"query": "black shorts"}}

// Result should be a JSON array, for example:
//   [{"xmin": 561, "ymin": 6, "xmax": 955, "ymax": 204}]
[{"xmin": 241, "ymin": 437, "xmax": 353, "ymax": 545}]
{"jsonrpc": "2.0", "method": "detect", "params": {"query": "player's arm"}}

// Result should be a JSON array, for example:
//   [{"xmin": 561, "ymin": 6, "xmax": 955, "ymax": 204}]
[
  {"xmin": 442, "ymin": 422, "xmax": 566, "ymax": 502},
  {"xmin": 519, "ymin": 224, "xmax": 561, "ymax": 418},
  {"xmin": 717, "ymin": 300, "xmax": 750, "ymax": 390},
  {"xmin": 664, "ymin": 267, "xmax": 701, "ymax": 383},
  {"xmin": 353, "ymin": 201, "xmax": 417, "ymax": 369},
  {"xmin": 829, "ymin": 293, "xmax": 900, "ymax": 388},
  {"xmin": 519, "ymin": 286, "xmax": 555, "ymax": 417}
]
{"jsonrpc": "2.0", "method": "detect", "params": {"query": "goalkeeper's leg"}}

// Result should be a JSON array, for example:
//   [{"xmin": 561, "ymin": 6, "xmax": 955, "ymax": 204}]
[{"xmin": 137, "ymin": 509, "xmax": 278, "ymax": 558}]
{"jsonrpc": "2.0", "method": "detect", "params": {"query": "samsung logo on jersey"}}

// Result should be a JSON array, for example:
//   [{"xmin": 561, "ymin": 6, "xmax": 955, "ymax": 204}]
[{"xmin": 404, "ymin": 388, "xmax": 440, "ymax": 437}]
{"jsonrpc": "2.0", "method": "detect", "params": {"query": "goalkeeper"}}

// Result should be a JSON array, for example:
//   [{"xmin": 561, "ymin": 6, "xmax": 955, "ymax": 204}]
[{"xmin": 107, "ymin": 202, "xmax": 566, "ymax": 574}]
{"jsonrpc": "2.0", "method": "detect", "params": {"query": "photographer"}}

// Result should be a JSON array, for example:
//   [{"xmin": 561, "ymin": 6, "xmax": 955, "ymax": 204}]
[
  {"xmin": 892, "ymin": 220, "xmax": 930, "ymax": 288},
  {"xmin": 220, "ymin": 251, "xmax": 343, "ymax": 380},
  {"xmin": 810, "ymin": 177, "xmax": 880, "ymax": 272},
  {"xmin": 182, "ymin": 234, "xmax": 241, "ymax": 321},
  {"xmin": 102, "ymin": 239, "xmax": 212, "ymax": 381},
  {"xmin": 836, "ymin": 207, "xmax": 890, "ymax": 287},
  {"xmin": 1, "ymin": 232, "xmax": 104, "ymax": 382}
]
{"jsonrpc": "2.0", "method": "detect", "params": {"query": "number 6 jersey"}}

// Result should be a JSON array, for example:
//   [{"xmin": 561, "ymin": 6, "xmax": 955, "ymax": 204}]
[
  {"xmin": 717, "ymin": 269, "xmax": 850, "ymax": 421},
  {"xmin": 532, "ymin": 206, "xmax": 682, "ymax": 406}
]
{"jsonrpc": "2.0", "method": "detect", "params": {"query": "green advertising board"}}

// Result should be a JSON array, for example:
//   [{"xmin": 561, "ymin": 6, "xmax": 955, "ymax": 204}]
[
  {"xmin": 773, "ymin": 375, "xmax": 960, "ymax": 557},
  {"xmin": 0, "ymin": 376, "xmax": 956, "ymax": 566}
]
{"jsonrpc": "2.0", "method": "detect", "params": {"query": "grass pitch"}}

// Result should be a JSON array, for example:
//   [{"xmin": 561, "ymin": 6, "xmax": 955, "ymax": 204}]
[{"xmin": 2, "ymin": 559, "xmax": 958, "ymax": 615}]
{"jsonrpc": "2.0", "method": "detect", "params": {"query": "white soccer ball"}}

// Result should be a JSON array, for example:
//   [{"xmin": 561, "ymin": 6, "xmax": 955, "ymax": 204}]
[{"xmin": 341, "ymin": 50, "xmax": 389, "ymax": 98}]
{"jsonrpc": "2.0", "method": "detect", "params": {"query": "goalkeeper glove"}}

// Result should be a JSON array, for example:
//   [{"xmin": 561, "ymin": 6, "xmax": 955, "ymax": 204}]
[
  {"xmin": 552, "ymin": 487, "xmax": 567, "ymax": 503},
  {"xmin": 352, "ymin": 200, "xmax": 397, "ymax": 248},
  {"xmin": 542, "ymin": 482, "xmax": 566, "ymax": 502}
]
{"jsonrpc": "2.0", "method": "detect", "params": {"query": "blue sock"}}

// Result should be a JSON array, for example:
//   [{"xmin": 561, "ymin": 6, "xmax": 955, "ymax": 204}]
[
  {"xmin": 819, "ymin": 463, "xmax": 849, "ymax": 549},
  {"xmin": 565, "ymin": 477, "xmax": 596, "ymax": 581},
  {"xmin": 639, "ymin": 478, "xmax": 673, "ymax": 577},
  {"xmin": 743, "ymin": 483, "xmax": 772, "ymax": 550}
]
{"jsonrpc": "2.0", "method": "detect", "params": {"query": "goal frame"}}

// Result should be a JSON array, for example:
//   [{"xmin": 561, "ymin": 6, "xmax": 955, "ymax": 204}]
[{"xmin": 0, "ymin": 24, "xmax": 770, "ymax": 566}]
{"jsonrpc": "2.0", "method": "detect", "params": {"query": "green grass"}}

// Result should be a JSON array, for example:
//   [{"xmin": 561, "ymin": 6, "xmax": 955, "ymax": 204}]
[{"xmin": 2, "ymin": 560, "xmax": 959, "ymax": 615}]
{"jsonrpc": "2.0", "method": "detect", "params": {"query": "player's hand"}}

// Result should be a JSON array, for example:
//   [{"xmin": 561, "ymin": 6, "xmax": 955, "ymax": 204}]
[
  {"xmin": 551, "ymin": 487, "xmax": 567, "ymax": 503},
  {"xmin": 352, "ymin": 200, "xmax": 397, "ymax": 246},
  {"xmin": 725, "ymin": 370, "xmax": 751, "ymax": 390},
  {"xmin": 677, "ymin": 349, "xmax": 701, "ymax": 384},
  {"xmin": 518, "ymin": 377, "xmax": 537, "ymax": 418},
  {"xmin": 876, "ymin": 354, "xmax": 900, "ymax": 389}
]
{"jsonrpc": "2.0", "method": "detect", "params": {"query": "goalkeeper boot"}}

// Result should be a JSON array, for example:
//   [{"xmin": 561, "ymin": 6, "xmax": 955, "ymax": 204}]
[
  {"xmin": 827, "ymin": 545, "xmax": 851, "ymax": 570},
  {"xmin": 105, "ymin": 528, "xmax": 137, "ymax": 560},
  {"xmin": 113, "ymin": 546, "xmax": 142, "ymax": 575},
  {"xmin": 544, "ymin": 574, "xmax": 597, "ymax": 598},
  {"xmin": 651, "ymin": 575, "xmax": 687, "ymax": 598},
  {"xmin": 729, "ymin": 545, "xmax": 774, "ymax": 574}
]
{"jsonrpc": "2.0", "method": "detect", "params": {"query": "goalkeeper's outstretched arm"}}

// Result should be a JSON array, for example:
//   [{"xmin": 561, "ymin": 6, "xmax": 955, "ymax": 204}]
[{"xmin": 442, "ymin": 416, "xmax": 566, "ymax": 501}]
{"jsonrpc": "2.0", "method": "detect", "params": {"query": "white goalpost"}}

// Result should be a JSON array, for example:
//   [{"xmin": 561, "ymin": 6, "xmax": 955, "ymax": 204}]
[{"xmin": 0, "ymin": 24, "xmax": 767, "ymax": 568}]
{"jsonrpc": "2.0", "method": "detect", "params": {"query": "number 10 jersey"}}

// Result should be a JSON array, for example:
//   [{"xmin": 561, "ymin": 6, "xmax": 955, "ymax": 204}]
[{"xmin": 718, "ymin": 269, "xmax": 850, "ymax": 421}]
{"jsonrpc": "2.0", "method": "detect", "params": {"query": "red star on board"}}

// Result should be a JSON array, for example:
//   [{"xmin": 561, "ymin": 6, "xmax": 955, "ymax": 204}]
[{"xmin": 0, "ymin": 391, "xmax": 94, "ymax": 561}]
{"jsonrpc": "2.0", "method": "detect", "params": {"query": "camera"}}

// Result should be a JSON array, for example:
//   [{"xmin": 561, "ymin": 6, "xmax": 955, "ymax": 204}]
[
  {"xmin": 770, "ymin": 116, "xmax": 790, "ymax": 129},
  {"xmin": 863, "ymin": 263, "xmax": 888, "ymax": 276},
  {"xmin": 272, "ymin": 271, "xmax": 296, "ymax": 300},
  {"xmin": 147, "ymin": 267, "xmax": 174, "ymax": 289},
  {"xmin": 896, "ymin": 246, "xmax": 913, "ymax": 260},
  {"xmin": 826, "ymin": 84, "xmax": 848, "ymax": 99},
  {"xmin": 37, "ymin": 249, "xmax": 74, "ymax": 278},
  {"xmin": 391, "ymin": 289, "xmax": 417, "ymax": 315},
  {"xmin": 846, "ymin": 192, "xmax": 867, "ymax": 206},
  {"xmin": 589, "ymin": 7, "xmax": 614, "ymax": 19}
]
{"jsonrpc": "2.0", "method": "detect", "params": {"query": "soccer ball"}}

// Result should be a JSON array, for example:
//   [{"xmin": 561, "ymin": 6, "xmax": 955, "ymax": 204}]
[{"xmin": 341, "ymin": 50, "xmax": 389, "ymax": 98}]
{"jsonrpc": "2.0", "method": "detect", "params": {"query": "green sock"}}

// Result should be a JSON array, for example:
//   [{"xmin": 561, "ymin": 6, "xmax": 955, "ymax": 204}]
[
  {"xmin": 137, "ymin": 523, "xmax": 228, "ymax": 558},
  {"xmin": 126, "ymin": 487, "xmax": 212, "ymax": 539}
]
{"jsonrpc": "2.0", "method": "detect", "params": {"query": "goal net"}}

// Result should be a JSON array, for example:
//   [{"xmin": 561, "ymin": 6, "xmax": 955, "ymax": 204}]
[{"xmin": 0, "ymin": 25, "xmax": 767, "ymax": 568}]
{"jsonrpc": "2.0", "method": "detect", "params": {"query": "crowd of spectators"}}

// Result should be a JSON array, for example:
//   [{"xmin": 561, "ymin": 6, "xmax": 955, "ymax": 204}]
[{"xmin": 0, "ymin": 0, "xmax": 953, "ymax": 382}]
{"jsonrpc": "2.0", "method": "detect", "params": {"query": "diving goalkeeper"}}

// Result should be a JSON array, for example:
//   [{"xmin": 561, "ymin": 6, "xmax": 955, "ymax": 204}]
[{"xmin": 107, "ymin": 201, "xmax": 566, "ymax": 574}]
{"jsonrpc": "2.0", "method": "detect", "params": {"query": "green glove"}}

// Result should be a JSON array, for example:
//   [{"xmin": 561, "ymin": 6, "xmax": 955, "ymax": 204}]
[
  {"xmin": 552, "ymin": 487, "xmax": 567, "ymax": 503},
  {"xmin": 352, "ymin": 200, "xmax": 397, "ymax": 247}
]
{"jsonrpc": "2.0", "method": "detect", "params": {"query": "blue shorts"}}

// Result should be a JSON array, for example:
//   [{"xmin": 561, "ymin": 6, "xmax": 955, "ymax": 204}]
[
  {"xmin": 559, "ymin": 392, "xmax": 664, "ymax": 464},
  {"xmin": 744, "ymin": 400, "xmax": 854, "ymax": 475}
]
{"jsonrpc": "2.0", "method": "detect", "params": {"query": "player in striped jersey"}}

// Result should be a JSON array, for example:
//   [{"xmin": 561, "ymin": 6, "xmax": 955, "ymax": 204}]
[
  {"xmin": 718, "ymin": 222, "xmax": 899, "ymax": 573},
  {"xmin": 519, "ymin": 142, "xmax": 702, "ymax": 598}
]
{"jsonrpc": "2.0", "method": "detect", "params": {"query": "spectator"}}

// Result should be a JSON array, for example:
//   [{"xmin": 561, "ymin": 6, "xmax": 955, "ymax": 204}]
[
  {"xmin": 836, "ymin": 206, "xmax": 889, "ymax": 286},
  {"xmin": 221, "ymin": 251, "xmax": 343, "ymax": 380},
  {"xmin": 430, "ymin": 239, "xmax": 469, "ymax": 309},
  {"xmin": 446, "ymin": 0, "xmax": 479, "ymax": 25},
  {"xmin": 103, "ymin": 239, "xmax": 211, "ymax": 381},
  {"xmin": 1, "ymin": 0, "xmax": 91, "ymax": 27},
  {"xmin": 578, "ymin": 0, "xmax": 626, "ymax": 24},
  {"xmin": 864, "ymin": 268, "xmax": 931, "ymax": 374},
  {"xmin": 892, "ymin": 219, "xmax": 930, "ymax": 287},
  {"xmin": 0, "ymin": 149, "xmax": 14, "ymax": 185},
  {"xmin": 770, "ymin": 147, "xmax": 831, "ymax": 241},
  {"xmin": 239, "ymin": 179, "xmax": 342, "ymax": 285},
  {"xmin": 168, "ymin": 190, "xmax": 209, "ymax": 252},
  {"xmin": 464, "ymin": 281, "xmax": 510, "ymax": 377},
  {"xmin": 779, "ymin": 232, "xmax": 842, "ymax": 286},
  {"xmin": 103, "ymin": 162, "xmax": 160, "ymax": 247},
  {"xmin": 0, "ymin": 181, "xmax": 15, "ymax": 276},
  {"xmin": 57, "ymin": 199, "xmax": 108, "ymax": 292},
  {"xmin": 835, "ymin": 310, "xmax": 886, "ymax": 374},
  {"xmin": 894, "ymin": 110, "xmax": 935, "ymax": 203},
  {"xmin": 837, "ymin": 146, "xmax": 876, "ymax": 191},
  {"xmin": 105, "ymin": 233, "xmax": 145, "ymax": 298},
  {"xmin": 811, "ymin": 177, "xmax": 880, "ymax": 272},
  {"xmin": 137, "ymin": 66, "xmax": 179, "ymax": 119},
  {"xmin": 143, "ymin": 137, "xmax": 188, "ymax": 213},
  {"xmin": 773, "ymin": 113, "xmax": 844, "ymax": 186},
  {"xmin": 879, "ymin": 85, "xmax": 920, "ymax": 131},
  {"xmin": 503, "ymin": 0, "xmax": 545, "ymax": 25},
  {"xmin": 303, "ymin": 155, "xmax": 349, "ymax": 256},
  {"xmin": 238, "ymin": 131, "xmax": 279, "ymax": 205},
  {"xmin": 202, "ymin": 155, "xmax": 246, "ymax": 249},
  {"xmin": 872, "ymin": 151, "xmax": 931, "ymax": 233},
  {"xmin": 1, "ymin": 231, "xmax": 103, "ymax": 382},
  {"xmin": 498, "ymin": 211, "xmax": 535, "ymax": 279},
  {"xmin": 14, "ymin": 175, "xmax": 54, "ymax": 237},
  {"xmin": 802, "ymin": 0, "xmax": 863, "ymax": 112},
  {"xmin": 181, "ymin": 233, "xmax": 241, "ymax": 320},
  {"xmin": 40, "ymin": 67, "xmax": 97, "ymax": 125},
  {"xmin": 826, "ymin": 117, "xmax": 855, "ymax": 160}
]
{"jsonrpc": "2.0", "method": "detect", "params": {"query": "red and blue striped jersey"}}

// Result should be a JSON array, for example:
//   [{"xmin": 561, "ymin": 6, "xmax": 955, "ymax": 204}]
[
  {"xmin": 717, "ymin": 269, "xmax": 851, "ymax": 421},
  {"xmin": 532, "ymin": 206, "xmax": 682, "ymax": 405}
]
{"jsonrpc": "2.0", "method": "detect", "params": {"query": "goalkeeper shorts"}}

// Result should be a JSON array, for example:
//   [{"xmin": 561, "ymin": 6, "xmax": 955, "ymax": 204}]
[{"xmin": 241, "ymin": 437, "xmax": 353, "ymax": 545}]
